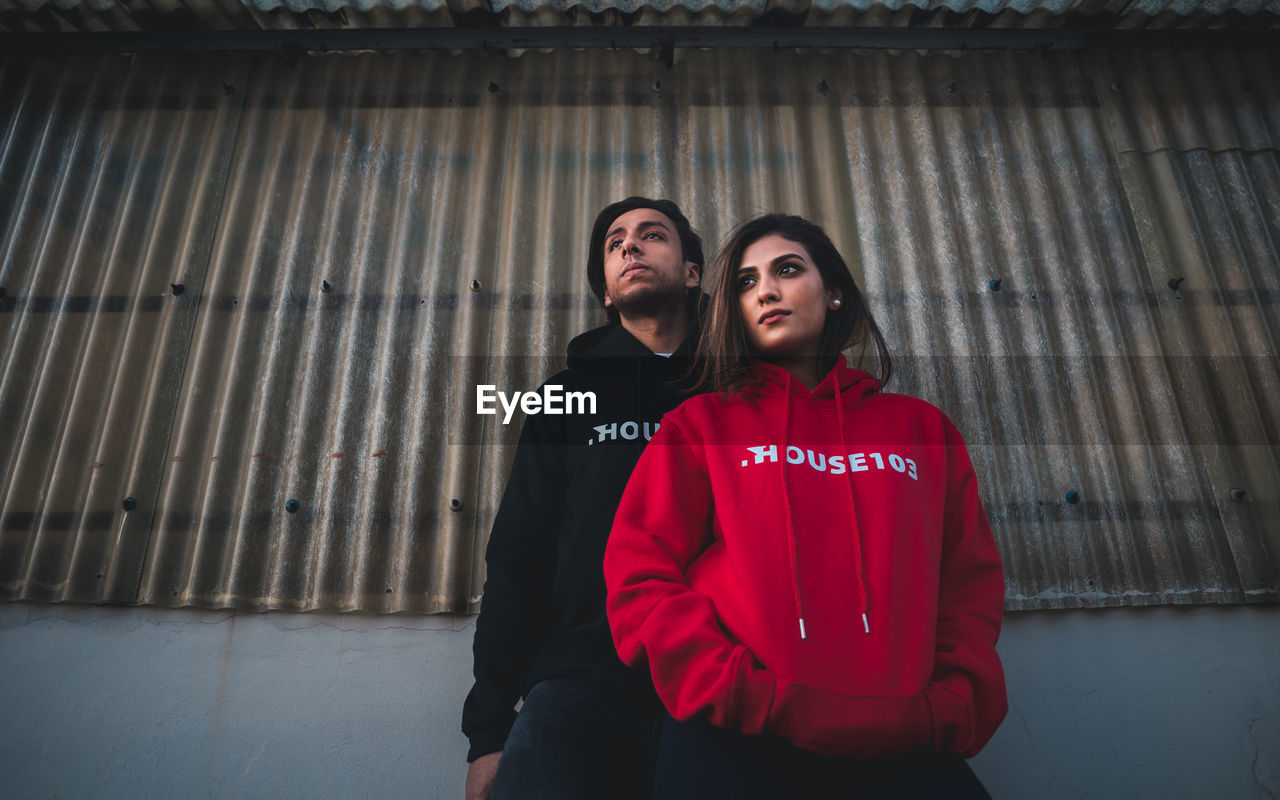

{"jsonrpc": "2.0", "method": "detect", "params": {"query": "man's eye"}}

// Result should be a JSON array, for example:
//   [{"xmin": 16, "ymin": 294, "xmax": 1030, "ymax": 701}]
[
  {"xmin": 644, "ymin": 231, "xmax": 662, "ymax": 240},
  {"xmin": 607, "ymin": 240, "xmax": 621, "ymax": 252}
]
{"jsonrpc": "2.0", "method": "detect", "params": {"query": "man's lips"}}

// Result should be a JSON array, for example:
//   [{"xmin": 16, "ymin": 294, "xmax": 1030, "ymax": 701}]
[
  {"xmin": 620, "ymin": 264, "xmax": 649, "ymax": 279},
  {"xmin": 758, "ymin": 309, "xmax": 790, "ymax": 325}
]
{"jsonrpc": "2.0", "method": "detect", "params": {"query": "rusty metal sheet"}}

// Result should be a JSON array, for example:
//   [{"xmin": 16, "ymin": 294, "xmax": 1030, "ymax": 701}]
[
  {"xmin": 0, "ymin": 52, "xmax": 246, "ymax": 604},
  {"xmin": 0, "ymin": 46, "xmax": 1275, "ymax": 614}
]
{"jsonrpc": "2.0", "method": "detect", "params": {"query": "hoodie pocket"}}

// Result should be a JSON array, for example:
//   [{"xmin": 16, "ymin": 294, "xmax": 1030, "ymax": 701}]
[
  {"xmin": 923, "ymin": 680, "xmax": 975, "ymax": 755},
  {"xmin": 765, "ymin": 679, "xmax": 933, "ymax": 758},
  {"xmin": 726, "ymin": 645, "xmax": 776, "ymax": 736}
]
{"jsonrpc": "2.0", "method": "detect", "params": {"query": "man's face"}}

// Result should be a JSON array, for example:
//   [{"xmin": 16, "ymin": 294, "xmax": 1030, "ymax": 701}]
[{"xmin": 601, "ymin": 208, "xmax": 700, "ymax": 317}]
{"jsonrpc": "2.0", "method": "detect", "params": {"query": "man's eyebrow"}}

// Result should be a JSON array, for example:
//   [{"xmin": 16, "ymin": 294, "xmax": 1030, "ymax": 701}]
[{"xmin": 605, "ymin": 220, "xmax": 672, "ymax": 240}]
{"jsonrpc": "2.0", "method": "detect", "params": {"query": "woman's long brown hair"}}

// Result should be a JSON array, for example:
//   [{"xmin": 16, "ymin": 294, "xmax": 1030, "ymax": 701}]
[{"xmin": 689, "ymin": 213, "xmax": 892, "ymax": 395}]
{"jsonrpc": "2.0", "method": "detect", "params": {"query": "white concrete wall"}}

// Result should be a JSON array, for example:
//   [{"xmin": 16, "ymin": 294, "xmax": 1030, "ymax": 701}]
[{"xmin": 1, "ymin": 603, "xmax": 1276, "ymax": 799}]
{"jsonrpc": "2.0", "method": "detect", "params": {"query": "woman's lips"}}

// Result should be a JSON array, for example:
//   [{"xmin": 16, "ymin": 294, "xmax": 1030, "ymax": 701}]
[{"xmin": 758, "ymin": 309, "xmax": 790, "ymax": 325}]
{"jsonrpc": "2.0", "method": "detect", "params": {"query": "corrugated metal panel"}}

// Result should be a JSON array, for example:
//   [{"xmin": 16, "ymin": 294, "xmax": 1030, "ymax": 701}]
[
  {"xmin": 1102, "ymin": 47, "xmax": 1280, "ymax": 604},
  {"xmin": 0, "ymin": 46, "xmax": 1276, "ymax": 613},
  {"xmin": 0, "ymin": 53, "xmax": 246, "ymax": 604},
  {"xmin": 3, "ymin": 0, "xmax": 1278, "ymax": 33}
]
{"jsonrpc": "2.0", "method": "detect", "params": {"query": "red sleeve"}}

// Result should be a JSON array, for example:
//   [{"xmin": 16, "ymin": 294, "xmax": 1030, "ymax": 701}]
[
  {"xmin": 924, "ymin": 415, "xmax": 1009, "ymax": 757},
  {"xmin": 603, "ymin": 415, "xmax": 777, "ymax": 734}
]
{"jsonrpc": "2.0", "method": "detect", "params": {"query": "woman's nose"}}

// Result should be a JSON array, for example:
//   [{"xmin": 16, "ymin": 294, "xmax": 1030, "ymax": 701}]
[{"xmin": 756, "ymin": 278, "xmax": 779, "ymax": 303}]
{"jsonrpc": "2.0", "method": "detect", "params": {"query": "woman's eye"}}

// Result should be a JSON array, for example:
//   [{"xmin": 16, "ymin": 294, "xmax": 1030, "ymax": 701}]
[
  {"xmin": 779, "ymin": 263, "xmax": 799, "ymax": 275},
  {"xmin": 737, "ymin": 276, "xmax": 756, "ymax": 289}
]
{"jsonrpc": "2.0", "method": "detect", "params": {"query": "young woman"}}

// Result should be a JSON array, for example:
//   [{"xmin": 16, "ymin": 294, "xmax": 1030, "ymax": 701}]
[{"xmin": 603, "ymin": 214, "xmax": 1007, "ymax": 798}]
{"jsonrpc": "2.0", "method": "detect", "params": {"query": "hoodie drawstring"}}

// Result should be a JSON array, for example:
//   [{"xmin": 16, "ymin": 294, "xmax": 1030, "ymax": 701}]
[
  {"xmin": 777, "ymin": 365, "xmax": 873, "ymax": 640},
  {"xmin": 779, "ymin": 372, "xmax": 809, "ymax": 640},
  {"xmin": 833, "ymin": 369, "xmax": 872, "ymax": 635}
]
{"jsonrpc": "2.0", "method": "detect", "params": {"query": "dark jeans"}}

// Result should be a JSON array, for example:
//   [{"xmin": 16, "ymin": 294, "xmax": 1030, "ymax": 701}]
[
  {"xmin": 653, "ymin": 713, "xmax": 992, "ymax": 800},
  {"xmin": 491, "ymin": 678, "xmax": 659, "ymax": 800}
]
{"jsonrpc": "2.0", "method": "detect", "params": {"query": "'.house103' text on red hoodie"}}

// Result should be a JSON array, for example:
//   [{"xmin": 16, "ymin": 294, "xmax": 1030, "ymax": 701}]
[{"xmin": 603, "ymin": 358, "xmax": 1008, "ymax": 759}]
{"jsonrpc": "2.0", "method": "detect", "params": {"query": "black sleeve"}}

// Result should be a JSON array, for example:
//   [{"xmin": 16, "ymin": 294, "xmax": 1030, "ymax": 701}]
[{"xmin": 461, "ymin": 405, "xmax": 568, "ymax": 762}]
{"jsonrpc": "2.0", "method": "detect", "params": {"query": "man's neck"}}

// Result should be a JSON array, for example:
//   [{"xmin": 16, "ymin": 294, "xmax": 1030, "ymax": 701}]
[{"xmin": 618, "ymin": 303, "xmax": 690, "ymax": 356}]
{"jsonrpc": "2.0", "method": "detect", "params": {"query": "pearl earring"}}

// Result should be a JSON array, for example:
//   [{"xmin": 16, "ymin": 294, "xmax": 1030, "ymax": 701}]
[{"xmin": 832, "ymin": 299, "xmax": 842, "ymax": 307}]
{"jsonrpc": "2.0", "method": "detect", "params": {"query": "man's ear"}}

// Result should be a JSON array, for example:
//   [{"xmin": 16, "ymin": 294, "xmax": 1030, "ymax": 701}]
[
  {"xmin": 603, "ymin": 290, "xmax": 613, "ymax": 308},
  {"xmin": 684, "ymin": 261, "xmax": 701, "ymax": 289}
]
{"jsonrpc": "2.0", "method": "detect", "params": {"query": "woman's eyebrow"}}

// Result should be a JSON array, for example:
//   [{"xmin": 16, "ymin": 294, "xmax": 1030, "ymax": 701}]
[
  {"xmin": 738, "ymin": 253, "xmax": 805, "ymax": 273},
  {"xmin": 769, "ymin": 252, "xmax": 807, "ymax": 265}
]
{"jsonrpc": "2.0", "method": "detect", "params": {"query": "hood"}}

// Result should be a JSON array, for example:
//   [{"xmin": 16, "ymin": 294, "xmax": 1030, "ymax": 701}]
[
  {"xmin": 750, "ymin": 357, "xmax": 881, "ymax": 407},
  {"xmin": 564, "ymin": 323, "xmax": 652, "ymax": 367},
  {"xmin": 565, "ymin": 294, "xmax": 707, "ymax": 368}
]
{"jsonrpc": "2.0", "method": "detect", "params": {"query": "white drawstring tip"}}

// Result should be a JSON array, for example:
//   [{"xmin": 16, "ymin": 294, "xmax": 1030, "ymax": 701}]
[
  {"xmin": 862, "ymin": 613, "xmax": 870, "ymax": 634},
  {"xmin": 798, "ymin": 618, "xmax": 807, "ymax": 639}
]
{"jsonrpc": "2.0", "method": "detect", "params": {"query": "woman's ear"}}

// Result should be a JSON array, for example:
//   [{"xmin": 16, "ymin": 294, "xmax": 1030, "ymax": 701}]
[{"xmin": 828, "ymin": 289, "xmax": 843, "ymax": 310}]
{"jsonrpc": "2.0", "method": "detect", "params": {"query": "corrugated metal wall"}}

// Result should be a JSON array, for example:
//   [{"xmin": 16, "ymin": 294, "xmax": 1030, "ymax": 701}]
[{"xmin": 0, "ymin": 45, "xmax": 1275, "ymax": 613}]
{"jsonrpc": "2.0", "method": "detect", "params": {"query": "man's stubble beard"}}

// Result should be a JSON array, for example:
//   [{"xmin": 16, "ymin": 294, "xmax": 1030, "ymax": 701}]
[{"xmin": 608, "ymin": 281, "xmax": 689, "ymax": 321}]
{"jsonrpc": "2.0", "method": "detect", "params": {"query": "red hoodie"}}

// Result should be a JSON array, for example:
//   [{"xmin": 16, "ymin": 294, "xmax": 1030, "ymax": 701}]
[{"xmin": 603, "ymin": 358, "xmax": 1007, "ymax": 759}]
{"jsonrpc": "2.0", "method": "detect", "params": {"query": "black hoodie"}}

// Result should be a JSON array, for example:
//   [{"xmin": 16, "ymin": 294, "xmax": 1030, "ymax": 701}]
[{"xmin": 462, "ymin": 319, "xmax": 701, "ymax": 761}]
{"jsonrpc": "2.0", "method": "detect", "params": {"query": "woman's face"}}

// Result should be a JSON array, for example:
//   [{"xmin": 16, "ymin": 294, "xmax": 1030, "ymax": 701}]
[{"xmin": 735, "ymin": 234, "xmax": 841, "ymax": 364}]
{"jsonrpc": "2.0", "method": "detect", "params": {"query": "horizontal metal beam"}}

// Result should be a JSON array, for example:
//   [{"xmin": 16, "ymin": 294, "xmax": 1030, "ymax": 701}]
[{"xmin": 1, "ymin": 25, "xmax": 1278, "ymax": 54}]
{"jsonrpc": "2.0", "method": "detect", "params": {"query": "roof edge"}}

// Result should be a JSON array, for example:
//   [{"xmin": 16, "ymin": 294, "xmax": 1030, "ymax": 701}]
[{"xmin": 3, "ymin": 24, "xmax": 1279, "ymax": 53}]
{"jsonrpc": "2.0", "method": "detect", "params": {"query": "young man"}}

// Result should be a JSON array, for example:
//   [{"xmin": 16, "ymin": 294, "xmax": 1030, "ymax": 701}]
[{"xmin": 462, "ymin": 198, "xmax": 706, "ymax": 800}]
